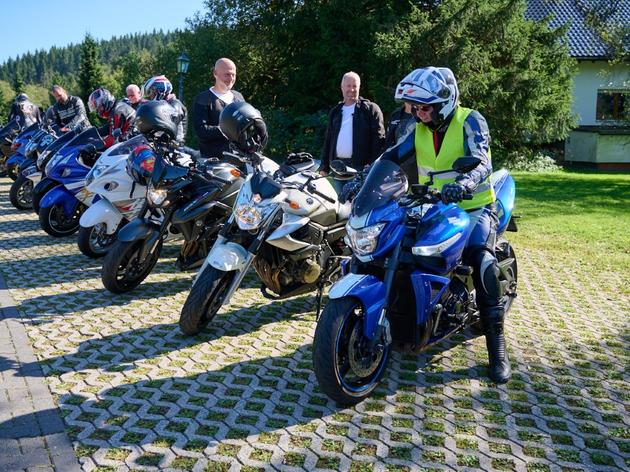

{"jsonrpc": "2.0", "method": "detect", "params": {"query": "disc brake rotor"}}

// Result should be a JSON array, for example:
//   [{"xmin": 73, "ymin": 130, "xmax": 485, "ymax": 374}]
[{"xmin": 347, "ymin": 322, "xmax": 384, "ymax": 378}]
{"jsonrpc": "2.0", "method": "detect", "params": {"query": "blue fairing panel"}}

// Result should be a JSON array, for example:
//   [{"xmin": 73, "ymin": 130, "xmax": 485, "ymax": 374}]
[
  {"xmin": 329, "ymin": 273, "xmax": 385, "ymax": 340},
  {"xmin": 39, "ymin": 185, "xmax": 79, "ymax": 217},
  {"xmin": 410, "ymin": 271, "xmax": 450, "ymax": 325}
]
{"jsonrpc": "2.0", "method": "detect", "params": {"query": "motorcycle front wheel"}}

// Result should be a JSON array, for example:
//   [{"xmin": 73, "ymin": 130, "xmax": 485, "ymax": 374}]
[
  {"xmin": 179, "ymin": 266, "xmax": 236, "ymax": 335},
  {"xmin": 9, "ymin": 175, "xmax": 34, "ymax": 210},
  {"xmin": 101, "ymin": 238, "xmax": 163, "ymax": 293},
  {"xmin": 77, "ymin": 224, "xmax": 118, "ymax": 258},
  {"xmin": 32, "ymin": 180, "xmax": 60, "ymax": 214},
  {"xmin": 38, "ymin": 203, "xmax": 82, "ymax": 237},
  {"xmin": 313, "ymin": 297, "xmax": 390, "ymax": 405}
]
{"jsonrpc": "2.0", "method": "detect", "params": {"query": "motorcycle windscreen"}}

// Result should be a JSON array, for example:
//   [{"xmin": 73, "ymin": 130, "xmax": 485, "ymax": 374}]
[
  {"xmin": 42, "ymin": 128, "xmax": 78, "ymax": 154},
  {"xmin": 107, "ymin": 135, "xmax": 148, "ymax": 156},
  {"xmin": 352, "ymin": 159, "xmax": 408, "ymax": 218},
  {"xmin": 62, "ymin": 127, "xmax": 102, "ymax": 151}
]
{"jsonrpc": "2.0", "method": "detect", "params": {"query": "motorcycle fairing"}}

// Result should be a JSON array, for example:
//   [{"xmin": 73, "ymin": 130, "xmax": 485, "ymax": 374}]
[
  {"xmin": 409, "ymin": 271, "xmax": 450, "ymax": 327},
  {"xmin": 491, "ymin": 169, "xmax": 515, "ymax": 234},
  {"xmin": 329, "ymin": 273, "xmax": 386, "ymax": 340},
  {"xmin": 7, "ymin": 153, "xmax": 26, "ymax": 167},
  {"xmin": 39, "ymin": 185, "xmax": 80, "ymax": 216},
  {"xmin": 80, "ymin": 198, "xmax": 122, "ymax": 234},
  {"xmin": 266, "ymin": 212, "xmax": 311, "ymax": 251}
]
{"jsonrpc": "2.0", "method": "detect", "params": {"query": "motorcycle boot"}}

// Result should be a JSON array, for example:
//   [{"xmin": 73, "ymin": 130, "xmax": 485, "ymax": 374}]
[
  {"xmin": 482, "ymin": 306, "xmax": 511, "ymax": 384},
  {"xmin": 475, "ymin": 249, "xmax": 511, "ymax": 383}
]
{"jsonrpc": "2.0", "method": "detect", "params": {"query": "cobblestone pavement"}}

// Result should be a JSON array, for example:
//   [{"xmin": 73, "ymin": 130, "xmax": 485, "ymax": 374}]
[{"xmin": 0, "ymin": 177, "xmax": 628, "ymax": 472}]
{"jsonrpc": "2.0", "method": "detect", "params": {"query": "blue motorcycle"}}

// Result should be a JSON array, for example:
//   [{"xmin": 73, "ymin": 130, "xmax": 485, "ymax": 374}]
[
  {"xmin": 38, "ymin": 127, "xmax": 102, "ymax": 237},
  {"xmin": 4, "ymin": 121, "xmax": 39, "ymax": 180},
  {"xmin": 312, "ymin": 157, "xmax": 518, "ymax": 405}
]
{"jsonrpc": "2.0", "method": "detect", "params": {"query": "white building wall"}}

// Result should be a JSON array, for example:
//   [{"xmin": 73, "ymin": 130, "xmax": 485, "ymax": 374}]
[{"xmin": 572, "ymin": 61, "xmax": 630, "ymax": 126}]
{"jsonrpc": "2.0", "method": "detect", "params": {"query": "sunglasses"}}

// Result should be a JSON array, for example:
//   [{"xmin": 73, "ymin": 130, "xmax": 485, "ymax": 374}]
[{"xmin": 413, "ymin": 104, "xmax": 433, "ymax": 113}]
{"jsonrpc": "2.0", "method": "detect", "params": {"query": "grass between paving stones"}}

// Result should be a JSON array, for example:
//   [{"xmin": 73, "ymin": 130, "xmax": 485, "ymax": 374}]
[{"xmin": 1, "ymin": 170, "xmax": 629, "ymax": 471}]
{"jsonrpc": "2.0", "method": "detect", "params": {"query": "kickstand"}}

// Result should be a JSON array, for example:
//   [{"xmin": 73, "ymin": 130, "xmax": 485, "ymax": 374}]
[{"xmin": 315, "ymin": 283, "xmax": 324, "ymax": 321}]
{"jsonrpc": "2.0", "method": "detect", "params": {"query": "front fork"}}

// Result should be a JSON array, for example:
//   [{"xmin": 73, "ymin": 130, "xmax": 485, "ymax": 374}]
[{"xmin": 369, "ymin": 240, "xmax": 402, "ymax": 350}]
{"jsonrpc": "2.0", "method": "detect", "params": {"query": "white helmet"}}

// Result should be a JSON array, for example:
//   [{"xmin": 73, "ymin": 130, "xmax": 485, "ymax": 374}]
[{"xmin": 396, "ymin": 67, "xmax": 459, "ymax": 128}]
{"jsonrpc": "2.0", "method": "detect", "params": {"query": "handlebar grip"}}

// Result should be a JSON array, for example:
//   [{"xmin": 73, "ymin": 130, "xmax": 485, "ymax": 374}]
[
  {"xmin": 462, "ymin": 193, "xmax": 473, "ymax": 200},
  {"xmin": 309, "ymin": 185, "xmax": 336, "ymax": 204}
]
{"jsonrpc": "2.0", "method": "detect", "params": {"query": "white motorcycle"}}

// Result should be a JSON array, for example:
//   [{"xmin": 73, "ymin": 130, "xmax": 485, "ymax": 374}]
[
  {"xmin": 77, "ymin": 136, "xmax": 197, "ymax": 258},
  {"xmin": 178, "ymin": 151, "xmax": 354, "ymax": 335},
  {"xmin": 77, "ymin": 135, "xmax": 151, "ymax": 258}
]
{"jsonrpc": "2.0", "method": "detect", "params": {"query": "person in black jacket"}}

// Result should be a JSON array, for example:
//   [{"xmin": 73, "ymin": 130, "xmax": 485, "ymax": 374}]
[
  {"xmin": 192, "ymin": 58, "xmax": 244, "ymax": 158},
  {"xmin": 50, "ymin": 85, "xmax": 90, "ymax": 132},
  {"xmin": 385, "ymin": 102, "xmax": 414, "ymax": 149},
  {"xmin": 8, "ymin": 93, "xmax": 41, "ymax": 127},
  {"xmin": 88, "ymin": 88, "xmax": 136, "ymax": 150},
  {"xmin": 319, "ymin": 71, "xmax": 385, "ymax": 177}
]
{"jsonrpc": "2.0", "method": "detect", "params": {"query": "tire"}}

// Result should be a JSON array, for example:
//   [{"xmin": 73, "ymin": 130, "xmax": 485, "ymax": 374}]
[
  {"xmin": 32, "ymin": 180, "xmax": 60, "ymax": 214},
  {"xmin": 0, "ymin": 158, "xmax": 7, "ymax": 178},
  {"xmin": 38, "ymin": 203, "xmax": 82, "ymax": 237},
  {"xmin": 101, "ymin": 238, "xmax": 163, "ymax": 293},
  {"xmin": 77, "ymin": 224, "xmax": 117, "ymax": 258},
  {"xmin": 9, "ymin": 175, "xmax": 34, "ymax": 210},
  {"xmin": 313, "ymin": 297, "xmax": 390, "ymax": 405},
  {"xmin": 179, "ymin": 266, "xmax": 236, "ymax": 335}
]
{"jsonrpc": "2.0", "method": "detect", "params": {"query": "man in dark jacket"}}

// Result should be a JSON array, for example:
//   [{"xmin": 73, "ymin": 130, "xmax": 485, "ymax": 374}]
[
  {"xmin": 192, "ymin": 58, "xmax": 244, "ymax": 158},
  {"xmin": 8, "ymin": 93, "xmax": 41, "ymax": 127},
  {"xmin": 50, "ymin": 85, "xmax": 90, "ymax": 132},
  {"xmin": 319, "ymin": 71, "xmax": 385, "ymax": 176}
]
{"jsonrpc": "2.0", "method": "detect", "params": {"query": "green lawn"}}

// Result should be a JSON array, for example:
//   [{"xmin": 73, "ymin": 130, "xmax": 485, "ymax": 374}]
[{"xmin": 510, "ymin": 170, "xmax": 630, "ymax": 292}]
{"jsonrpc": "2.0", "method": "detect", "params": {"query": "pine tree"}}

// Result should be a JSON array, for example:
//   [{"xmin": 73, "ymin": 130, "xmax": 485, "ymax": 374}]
[
  {"xmin": 78, "ymin": 33, "xmax": 104, "ymax": 102},
  {"xmin": 12, "ymin": 67, "xmax": 26, "ymax": 94}
]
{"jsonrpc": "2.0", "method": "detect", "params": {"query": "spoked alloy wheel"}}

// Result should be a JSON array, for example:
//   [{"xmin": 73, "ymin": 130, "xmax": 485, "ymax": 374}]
[
  {"xmin": 179, "ymin": 266, "xmax": 236, "ymax": 335},
  {"xmin": 101, "ymin": 239, "xmax": 163, "ymax": 293},
  {"xmin": 9, "ymin": 175, "xmax": 34, "ymax": 210},
  {"xmin": 77, "ymin": 224, "xmax": 117, "ymax": 258},
  {"xmin": 313, "ymin": 297, "xmax": 390, "ymax": 405},
  {"xmin": 38, "ymin": 203, "xmax": 82, "ymax": 236}
]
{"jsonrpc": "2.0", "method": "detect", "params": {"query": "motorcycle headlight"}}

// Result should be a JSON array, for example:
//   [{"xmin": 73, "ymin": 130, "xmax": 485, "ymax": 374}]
[
  {"xmin": 85, "ymin": 164, "xmax": 108, "ymax": 187},
  {"xmin": 345, "ymin": 222, "xmax": 386, "ymax": 256},
  {"xmin": 235, "ymin": 203, "xmax": 264, "ymax": 230},
  {"xmin": 147, "ymin": 187, "xmax": 168, "ymax": 207}
]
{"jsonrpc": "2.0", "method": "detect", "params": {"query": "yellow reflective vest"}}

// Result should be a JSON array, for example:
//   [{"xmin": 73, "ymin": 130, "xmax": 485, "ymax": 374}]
[{"xmin": 414, "ymin": 106, "xmax": 495, "ymax": 210}]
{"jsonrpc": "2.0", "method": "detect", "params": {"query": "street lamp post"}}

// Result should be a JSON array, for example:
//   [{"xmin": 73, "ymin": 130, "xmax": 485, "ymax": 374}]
[{"xmin": 176, "ymin": 53, "xmax": 190, "ymax": 100}]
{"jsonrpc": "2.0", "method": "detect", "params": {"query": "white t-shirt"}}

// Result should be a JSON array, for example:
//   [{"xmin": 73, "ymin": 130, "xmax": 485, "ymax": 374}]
[
  {"xmin": 336, "ymin": 103, "xmax": 356, "ymax": 159},
  {"xmin": 210, "ymin": 87, "xmax": 235, "ymax": 105}
]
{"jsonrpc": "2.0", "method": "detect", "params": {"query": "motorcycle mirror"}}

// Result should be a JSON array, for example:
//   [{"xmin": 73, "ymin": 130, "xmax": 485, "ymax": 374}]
[
  {"xmin": 452, "ymin": 157, "xmax": 481, "ymax": 173},
  {"xmin": 330, "ymin": 159, "xmax": 358, "ymax": 180}
]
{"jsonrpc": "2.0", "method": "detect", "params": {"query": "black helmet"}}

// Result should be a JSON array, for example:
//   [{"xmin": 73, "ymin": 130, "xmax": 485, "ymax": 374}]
[
  {"xmin": 219, "ymin": 101, "xmax": 268, "ymax": 153},
  {"xmin": 16, "ymin": 93, "xmax": 29, "ymax": 102},
  {"xmin": 135, "ymin": 100, "xmax": 180, "ymax": 140}
]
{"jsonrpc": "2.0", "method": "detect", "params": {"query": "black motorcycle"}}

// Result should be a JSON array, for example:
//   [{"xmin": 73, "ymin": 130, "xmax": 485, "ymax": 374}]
[{"xmin": 100, "ymin": 143, "xmax": 244, "ymax": 293}]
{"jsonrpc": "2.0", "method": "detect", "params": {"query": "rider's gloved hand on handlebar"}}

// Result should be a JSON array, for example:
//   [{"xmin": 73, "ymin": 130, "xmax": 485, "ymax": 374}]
[{"xmin": 441, "ymin": 182, "xmax": 466, "ymax": 203}]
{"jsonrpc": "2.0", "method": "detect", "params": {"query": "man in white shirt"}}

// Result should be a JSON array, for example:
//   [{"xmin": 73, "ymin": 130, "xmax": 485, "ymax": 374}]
[
  {"xmin": 320, "ymin": 71, "xmax": 385, "ymax": 183},
  {"xmin": 192, "ymin": 58, "xmax": 245, "ymax": 158}
]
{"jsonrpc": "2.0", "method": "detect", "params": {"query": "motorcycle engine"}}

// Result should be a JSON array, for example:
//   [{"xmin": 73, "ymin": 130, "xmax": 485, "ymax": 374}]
[{"xmin": 253, "ymin": 245, "xmax": 322, "ymax": 295}]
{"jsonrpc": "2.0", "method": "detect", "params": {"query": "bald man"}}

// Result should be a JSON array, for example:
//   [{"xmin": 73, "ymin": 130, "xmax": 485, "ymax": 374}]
[
  {"xmin": 320, "ymin": 71, "xmax": 385, "ymax": 177},
  {"xmin": 192, "ymin": 58, "xmax": 245, "ymax": 158}
]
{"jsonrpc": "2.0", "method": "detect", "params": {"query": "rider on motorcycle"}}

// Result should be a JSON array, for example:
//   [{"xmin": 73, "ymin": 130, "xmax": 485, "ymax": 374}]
[
  {"xmin": 142, "ymin": 75, "xmax": 188, "ymax": 143},
  {"xmin": 346, "ymin": 67, "xmax": 511, "ymax": 384},
  {"xmin": 8, "ymin": 93, "xmax": 41, "ymax": 127},
  {"xmin": 85, "ymin": 88, "xmax": 136, "ymax": 165}
]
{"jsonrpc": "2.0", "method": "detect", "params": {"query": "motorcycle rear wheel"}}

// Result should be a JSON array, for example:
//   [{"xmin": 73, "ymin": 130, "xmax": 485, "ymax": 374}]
[
  {"xmin": 38, "ymin": 204, "xmax": 82, "ymax": 237},
  {"xmin": 101, "ymin": 239, "xmax": 163, "ymax": 293},
  {"xmin": 77, "ymin": 224, "xmax": 117, "ymax": 258},
  {"xmin": 313, "ymin": 297, "xmax": 390, "ymax": 405},
  {"xmin": 179, "ymin": 266, "xmax": 235, "ymax": 335},
  {"xmin": 9, "ymin": 175, "xmax": 33, "ymax": 210}
]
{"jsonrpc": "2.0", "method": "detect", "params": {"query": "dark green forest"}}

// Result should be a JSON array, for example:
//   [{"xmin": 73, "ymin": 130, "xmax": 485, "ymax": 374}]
[
  {"xmin": 4, "ymin": 0, "xmax": 614, "ymax": 162},
  {"xmin": 0, "ymin": 30, "xmax": 174, "ymax": 88}
]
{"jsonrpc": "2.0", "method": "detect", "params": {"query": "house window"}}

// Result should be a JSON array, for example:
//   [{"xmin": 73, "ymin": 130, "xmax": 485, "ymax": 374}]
[{"xmin": 596, "ymin": 90, "xmax": 629, "ymax": 121}]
